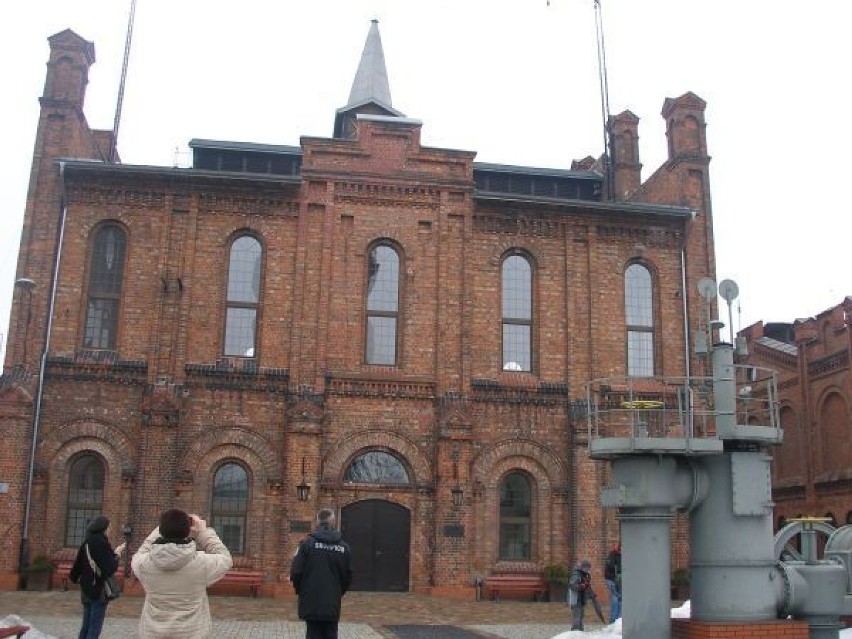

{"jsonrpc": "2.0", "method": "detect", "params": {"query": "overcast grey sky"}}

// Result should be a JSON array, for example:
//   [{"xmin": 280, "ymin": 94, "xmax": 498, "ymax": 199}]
[{"xmin": 2, "ymin": 0, "xmax": 850, "ymax": 368}]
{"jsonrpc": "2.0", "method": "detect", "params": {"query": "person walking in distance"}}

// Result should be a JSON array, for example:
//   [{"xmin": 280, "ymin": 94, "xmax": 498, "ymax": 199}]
[
  {"xmin": 603, "ymin": 545, "xmax": 622, "ymax": 623},
  {"xmin": 568, "ymin": 559, "xmax": 594, "ymax": 631},
  {"xmin": 290, "ymin": 508, "xmax": 353, "ymax": 639}
]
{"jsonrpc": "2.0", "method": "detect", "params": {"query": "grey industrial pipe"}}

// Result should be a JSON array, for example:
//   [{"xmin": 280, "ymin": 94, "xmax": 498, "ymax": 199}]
[
  {"xmin": 611, "ymin": 455, "xmax": 708, "ymax": 639},
  {"xmin": 689, "ymin": 343, "xmax": 779, "ymax": 621}
]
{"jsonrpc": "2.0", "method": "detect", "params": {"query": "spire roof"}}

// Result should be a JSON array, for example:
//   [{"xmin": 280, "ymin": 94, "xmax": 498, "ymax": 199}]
[
  {"xmin": 334, "ymin": 20, "xmax": 405, "ymax": 138},
  {"xmin": 346, "ymin": 19, "xmax": 392, "ymax": 109}
]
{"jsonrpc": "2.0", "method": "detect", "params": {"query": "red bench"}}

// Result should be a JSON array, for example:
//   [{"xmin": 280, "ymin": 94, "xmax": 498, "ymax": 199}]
[
  {"xmin": 210, "ymin": 570, "xmax": 263, "ymax": 597},
  {"xmin": 483, "ymin": 573, "xmax": 547, "ymax": 601},
  {"xmin": 52, "ymin": 557, "xmax": 125, "ymax": 591}
]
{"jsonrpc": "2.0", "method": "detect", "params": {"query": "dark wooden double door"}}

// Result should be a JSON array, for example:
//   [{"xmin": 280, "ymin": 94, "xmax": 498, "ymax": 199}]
[{"xmin": 341, "ymin": 499, "xmax": 410, "ymax": 591}]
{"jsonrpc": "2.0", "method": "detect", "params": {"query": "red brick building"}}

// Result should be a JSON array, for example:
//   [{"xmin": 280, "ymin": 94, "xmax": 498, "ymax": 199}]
[
  {"xmin": 0, "ymin": 23, "xmax": 716, "ymax": 596},
  {"xmin": 738, "ymin": 298, "xmax": 852, "ymax": 530}
]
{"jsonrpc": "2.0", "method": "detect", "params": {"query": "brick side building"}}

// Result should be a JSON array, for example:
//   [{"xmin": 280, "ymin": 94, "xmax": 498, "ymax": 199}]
[
  {"xmin": 0, "ymin": 23, "xmax": 716, "ymax": 596},
  {"xmin": 737, "ymin": 298, "xmax": 852, "ymax": 531}
]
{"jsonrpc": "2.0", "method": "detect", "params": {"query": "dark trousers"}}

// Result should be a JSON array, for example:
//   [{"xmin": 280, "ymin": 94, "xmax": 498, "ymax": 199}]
[
  {"xmin": 305, "ymin": 619, "xmax": 339, "ymax": 639},
  {"xmin": 78, "ymin": 599, "xmax": 108, "ymax": 639}
]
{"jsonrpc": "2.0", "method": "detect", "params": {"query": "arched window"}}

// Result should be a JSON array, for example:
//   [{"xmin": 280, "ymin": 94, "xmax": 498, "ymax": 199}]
[
  {"xmin": 366, "ymin": 244, "xmax": 400, "ymax": 365},
  {"xmin": 502, "ymin": 254, "xmax": 532, "ymax": 372},
  {"xmin": 224, "ymin": 236, "xmax": 262, "ymax": 357},
  {"xmin": 625, "ymin": 263, "xmax": 655, "ymax": 377},
  {"xmin": 66, "ymin": 454, "xmax": 105, "ymax": 546},
  {"xmin": 84, "ymin": 224, "xmax": 127, "ymax": 349},
  {"xmin": 820, "ymin": 392, "xmax": 849, "ymax": 473},
  {"xmin": 211, "ymin": 462, "xmax": 249, "ymax": 554},
  {"xmin": 775, "ymin": 406, "xmax": 802, "ymax": 482},
  {"xmin": 344, "ymin": 451, "xmax": 410, "ymax": 484},
  {"xmin": 499, "ymin": 472, "xmax": 532, "ymax": 560}
]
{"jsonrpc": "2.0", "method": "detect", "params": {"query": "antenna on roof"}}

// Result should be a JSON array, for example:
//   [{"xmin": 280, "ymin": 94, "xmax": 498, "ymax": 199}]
[
  {"xmin": 593, "ymin": 0, "xmax": 614, "ymax": 200},
  {"xmin": 110, "ymin": 0, "xmax": 137, "ymax": 163}
]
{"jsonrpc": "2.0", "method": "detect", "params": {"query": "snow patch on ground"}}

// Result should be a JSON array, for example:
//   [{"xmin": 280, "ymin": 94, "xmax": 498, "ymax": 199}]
[
  {"xmin": 0, "ymin": 614, "xmax": 57, "ymax": 639},
  {"xmin": 549, "ymin": 602, "xmax": 852, "ymax": 639}
]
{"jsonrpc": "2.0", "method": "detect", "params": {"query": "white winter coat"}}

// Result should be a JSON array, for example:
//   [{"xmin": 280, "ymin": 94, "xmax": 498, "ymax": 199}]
[{"xmin": 131, "ymin": 526, "xmax": 232, "ymax": 639}]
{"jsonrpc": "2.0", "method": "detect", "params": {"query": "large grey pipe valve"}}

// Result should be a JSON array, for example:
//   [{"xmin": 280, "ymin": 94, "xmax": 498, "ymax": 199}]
[{"xmin": 774, "ymin": 560, "xmax": 848, "ymax": 639}]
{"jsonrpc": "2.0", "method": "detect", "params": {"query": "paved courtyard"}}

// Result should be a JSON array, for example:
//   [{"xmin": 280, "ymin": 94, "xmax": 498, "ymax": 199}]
[{"xmin": 0, "ymin": 590, "xmax": 596, "ymax": 638}]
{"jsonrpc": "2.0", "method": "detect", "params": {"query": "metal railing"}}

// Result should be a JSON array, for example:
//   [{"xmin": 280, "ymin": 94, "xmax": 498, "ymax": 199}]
[{"xmin": 585, "ymin": 365, "xmax": 779, "ymax": 443}]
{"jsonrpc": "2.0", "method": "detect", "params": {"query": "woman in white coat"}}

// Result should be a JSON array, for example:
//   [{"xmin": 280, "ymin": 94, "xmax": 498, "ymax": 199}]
[{"xmin": 131, "ymin": 509, "xmax": 232, "ymax": 639}]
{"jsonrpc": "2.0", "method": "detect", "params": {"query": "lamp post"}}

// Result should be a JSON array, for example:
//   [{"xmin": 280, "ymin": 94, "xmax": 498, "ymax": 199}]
[
  {"xmin": 13, "ymin": 278, "xmax": 35, "ymax": 365},
  {"xmin": 121, "ymin": 523, "xmax": 132, "ymax": 585}
]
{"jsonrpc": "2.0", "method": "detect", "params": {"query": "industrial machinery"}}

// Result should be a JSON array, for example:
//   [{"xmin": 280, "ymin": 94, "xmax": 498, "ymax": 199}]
[{"xmin": 586, "ymin": 279, "xmax": 852, "ymax": 638}]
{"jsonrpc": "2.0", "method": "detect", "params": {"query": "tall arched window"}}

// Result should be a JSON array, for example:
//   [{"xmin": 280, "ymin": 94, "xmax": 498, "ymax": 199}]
[
  {"xmin": 84, "ymin": 224, "xmax": 127, "ymax": 349},
  {"xmin": 820, "ymin": 392, "xmax": 849, "ymax": 473},
  {"xmin": 775, "ymin": 406, "xmax": 803, "ymax": 482},
  {"xmin": 66, "ymin": 454, "xmax": 105, "ymax": 546},
  {"xmin": 625, "ymin": 263, "xmax": 654, "ymax": 377},
  {"xmin": 366, "ymin": 244, "xmax": 400, "ymax": 365},
  {"xmin": 502, "ymin": 254, "xmax": 532, "ymax": 372},
  {"xmin": 499, "ymin": 472, "xmax": 532, "ymax": 560},
  {"xmin": 224, "ymin": 236, "xmax": 262, "ymax": 357},
  {"xmin": 211, "ymin": 462, "xmax": 249, "ymax": 554}
]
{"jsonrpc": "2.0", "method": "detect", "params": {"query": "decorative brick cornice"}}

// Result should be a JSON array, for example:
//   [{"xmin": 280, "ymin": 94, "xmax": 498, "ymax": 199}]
[
  {"xmin": 814, "ymin": 468, "xmax": 852, "ymax": 493},
  {"xmin": 473, "ymin": 214, "xmax": 565, "ymax": 238},
  {"xmin": 67, "ymin": 184, "xmax": 166, "ymax": 208},
  {"xmin": 47, "ymin": 350, "xmax": 147, "ymax": 385},
  {"xmin": 470, "ymin": 378, "xmax": 569, "ymax": 406},
  {"xmin": 596, "ymin": 224, "xmax": 681, "ymax": 249},
  {"xmin": 184, "ymin": 361, "xmax": 289, "ymax": 393},
  {"xmin": 327, "ymin": 374, "xmax": 435, "ymax": 400},
  {"xmin": 198, "ymin": 192, "xmax": 299, "ymax": 216},
  {"xmin": 333, "ymin": 180, "xmax": 441, "ymax": 208},
  {"xmin": 753, "ymin": 342, "xmax": 798, "ymax": 369},
  {"xmin": 808, "ymin": 349, "xmax": 848, "ymax": 377}
]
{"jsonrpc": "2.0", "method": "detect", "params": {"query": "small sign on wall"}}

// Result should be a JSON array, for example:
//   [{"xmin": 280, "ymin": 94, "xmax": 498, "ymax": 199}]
[
  {"xmin": 0, "ymin": 482, "xmax": 9, "ymax": 494},
  {"xmin": 290, "ymin": 520, "xmax": 311, "ymax": 533}
]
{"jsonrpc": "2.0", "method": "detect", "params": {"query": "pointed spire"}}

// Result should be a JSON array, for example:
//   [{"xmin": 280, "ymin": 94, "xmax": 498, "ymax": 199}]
[
  {"xmin": 334, "ymin": 20, "xmax": 405, "ymax": 138},
  {"xmin": 347, "ymin": 19, "xmax": 392, "ymax": 109}
]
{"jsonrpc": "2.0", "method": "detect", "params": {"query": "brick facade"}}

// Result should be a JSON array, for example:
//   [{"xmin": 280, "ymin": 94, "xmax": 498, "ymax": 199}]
[
  {"xmin": 738, "ymin": 297, "xmax": 852, "ymax": 530},
  {"xmin": 0, "ymin": 27, "xmax": 716, "ymax": 597}
]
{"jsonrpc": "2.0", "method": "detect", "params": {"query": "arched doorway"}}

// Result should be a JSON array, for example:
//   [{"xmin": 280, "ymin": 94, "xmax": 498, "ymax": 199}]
[{"xmin": 341, "ymin": 499, "xmax": 410, "ymax": 591}]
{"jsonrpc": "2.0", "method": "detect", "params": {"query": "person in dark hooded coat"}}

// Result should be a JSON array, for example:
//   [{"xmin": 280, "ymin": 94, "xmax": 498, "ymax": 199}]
[
  {"xmin": 68, "ymin": 515, "xmax": 125, "ymax": 639},
  {"xmin": 290, "ymin": 508, "xmax": 353, "ymax": 639}
]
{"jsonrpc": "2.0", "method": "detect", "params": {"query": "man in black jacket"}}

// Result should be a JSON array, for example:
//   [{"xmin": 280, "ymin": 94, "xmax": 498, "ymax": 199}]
[{"xmin": 290, "ymin": 508, "xmax": 353, "ymax": 639}]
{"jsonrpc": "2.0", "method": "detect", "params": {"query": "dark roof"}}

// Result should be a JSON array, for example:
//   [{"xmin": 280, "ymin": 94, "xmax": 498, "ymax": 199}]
[
  {"xmin": 473, "ymin": 161, "xmax": 600, "ymax": 181},
  {"xmin": 189, "ymin": 139, "xmax": 301, "ymax": 155}
]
